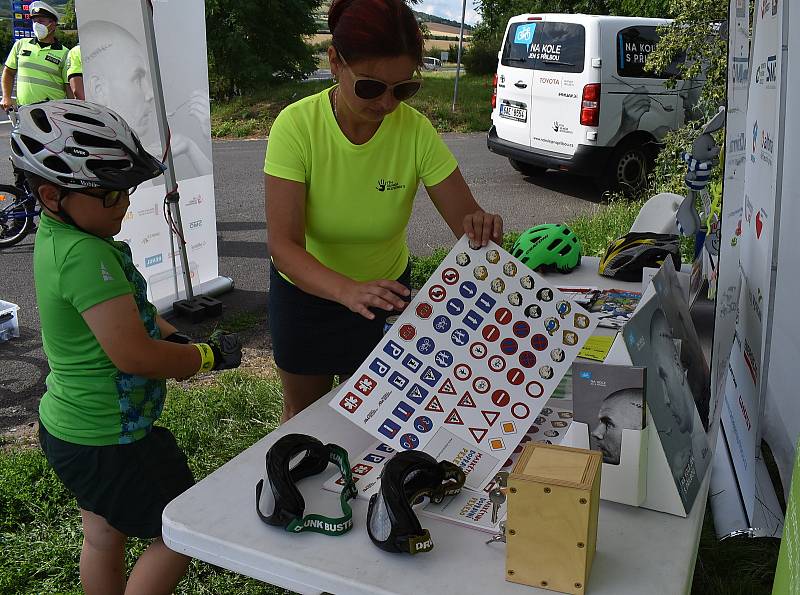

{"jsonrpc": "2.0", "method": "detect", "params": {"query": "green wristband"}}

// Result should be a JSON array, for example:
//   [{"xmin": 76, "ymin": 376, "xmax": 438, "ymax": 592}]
[{"xmin": 194, "ymin": 343, "xmax": 215, "ymax": 372}]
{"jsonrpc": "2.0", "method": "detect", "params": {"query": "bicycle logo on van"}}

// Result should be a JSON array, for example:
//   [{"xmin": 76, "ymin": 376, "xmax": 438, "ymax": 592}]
[{"xmin": 513, "ymin": 24, "xmax": 535, "ymax": 46}]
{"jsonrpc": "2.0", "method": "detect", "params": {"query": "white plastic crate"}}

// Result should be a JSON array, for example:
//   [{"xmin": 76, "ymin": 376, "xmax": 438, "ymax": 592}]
[{"xmin": 0, "ymin": 299, "xmax": 20, "ymax": 342}]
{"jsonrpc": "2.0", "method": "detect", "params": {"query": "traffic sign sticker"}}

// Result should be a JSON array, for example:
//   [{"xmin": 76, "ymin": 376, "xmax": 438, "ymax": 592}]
[
  {"xmin": 438, "ymin": 378, "xmax": 457, "ymax": 395},
  {"xmin": 416, "ymin": 302, "xmax": 433, "ymax": 319},
  {"xmin": 454, "ymin": 363, "xmax": 472, "ymax": 381},
  {"xmin": 502, "ymin": 421, "xmax": 516, "ymax": 434},
  {"xmin": 400, "ymin": 433, "xmax": 420, "ymax": 450},
  {"xmin": 526, "ymin": 381, "xmax": 545, "ymax": 398},
  {"xmin": 506, "ymin": 368, "xmax": 525, "ymax": 386},
  {"xmin": 531, "ymin": 333, "xmax": 548, "ymax": 351},
  {"xmin": 491, "ymin": 390, "xmax": 510, "ymax": 408},
  {"xmin": 339, "ymin": 392, "xmax": 363, "ymax": 413},
  {"xmin": 425, "ymin": 396, "xmax": 445, "ymax": 412},
  {"xmin": 459, "ymin": 281, "xmax": 477, "ymax": 299},
  {"xmin": 511, "ymin": 402, "xmax": 531, "ymax": 419},
  {"xmin": 482, "ymin": 409, "xmax": 500, "ymax": 426},
  {"xmin": 458, "ymin": 392, "xmax": 476, "ymax": 408},
  {"xmin": 356, "ymin": 374, "xmax": 376, "ymax": 396},
  {"xmin": 446, "ymin": 298, "xmax": 465, "ymax": 316},
  {"xmin": 482, "ymin": 325, "xmax": 501, "ymax": 342},
  {"xmin": 494, "ymin": 308, "xmax": 513, "ymax": 325},
  {"xmin": 442, "ymin": 268, "xmax": 459, "ymax": 285},
  {"xmin": 472, "ymin": 376, "xmax": 491, "ymax": 394},
  {"xmin": 469, "ymin": 342, "xmax": 487, "ymax": 359},
  {"xmin": 429, "ymin": 285, "xmax": 446, "ymax": 302},
  {"xmin": 500, "ymin": 337, "xmax": 518, "ymax": 355},
  {"xmin": 513, "ymin": 320, "xmax": 531, "ymax": 338},
  {"xmin": 469, "ymin": 427, "xmax": 488, "ymax": 444},
  {"xmin": 406, "ymin": 383, "xmax": 429, "ymax": 404},
  {"xmin": 414, "ymin": 416, "xmax": 434, "ymax": 433},
  {"xmin": 488, "ymin": 355, "xmax": 506, "ymax": 372},
  {"xmin": 398, "ymin": 324, "xmax": 416, "ymax": 341},
  {"xmin": 450, "ymin": 328, "xmax": 470, "ymax": 346},
  {"xmin": 489, "ymin": 438, "xmax": 505, "ymax": 451},
  {"xmin": 518, "ymin": 351, "xmax": 537, "ymax": 368},
  {"xmin": 445, "ymin": 409, "xmax": 464, "ymax": 425}
]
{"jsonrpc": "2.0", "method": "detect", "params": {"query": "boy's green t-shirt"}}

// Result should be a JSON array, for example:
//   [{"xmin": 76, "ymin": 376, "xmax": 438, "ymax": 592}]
[
  {"xmin": 35, "ymin": 215, "xmax": 165, "ymax": 446},
  {"xmin": 264, "ymin": 86, "xmax": 458, "ymax": 282}
]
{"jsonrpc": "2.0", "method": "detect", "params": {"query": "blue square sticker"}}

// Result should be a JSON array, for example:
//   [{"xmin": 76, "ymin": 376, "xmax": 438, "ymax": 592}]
[
  {"xmin": 378, "ymin": 418, "xmax": 401, "ymax": 439},
  {"xmin": 369, "ymin": 358, "xmax": 391, "ymax": 377},
  {"xmin": 420, "ymin": 366, "xmax": 442, "ymax": 387},
  {"xmin": 392, "ymin": 401, "xmax": 415, "ymax": 422},
  {"xmin": 384, "ymin": 340, "xmax": 404, "ymax": 360},
  {"xmin": 406, "ymin": 383, "xmax": 429, "ymax": 404},
  {"xmin": 514, "ymin": 23, "xmax": 535, "ymax": 46},
  {"xmin": 402, "ymin": 353, "xmax": 422, "ymax": 373},
  {"xmin": 389, "ymin": 371, "xmax": 409, "ymax": 390}
]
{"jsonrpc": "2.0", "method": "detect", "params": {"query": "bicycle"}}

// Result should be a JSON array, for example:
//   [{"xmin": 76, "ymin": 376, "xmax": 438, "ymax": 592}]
[{"xmin": 0, "ymin": 175, "xmax": 38, "ymax": 248}]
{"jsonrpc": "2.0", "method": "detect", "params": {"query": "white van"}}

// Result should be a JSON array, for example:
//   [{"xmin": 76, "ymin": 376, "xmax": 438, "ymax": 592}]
[
  {"xmin": 487, "ymin": 14, "xmax": 698, "ymax": 191},
  {"xmin": 423, "ymin": 56, "xmax": 442, "ymax": 70}
]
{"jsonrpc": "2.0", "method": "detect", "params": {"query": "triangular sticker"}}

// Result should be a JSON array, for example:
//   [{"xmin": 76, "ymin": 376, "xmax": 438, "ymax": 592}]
[
  {"xmin": 481, "ymin": 410, "xmax": 500, "ymax": 426},
  {"xmin": 439, "ymin": 378, "xmax": 457, "ymax": 395},
  {"xmin": 445, "ymin": 408, "xmax": 464, "ymax": 425},
  {"xmin": 469, "ymin": 427, "xmax": 488, "ymax": 444},
  {"xmin": 425, "ymin": 396, "xmax": 444, "ymax": 413},
  {"xmin": 458, "ymin": 391, "xmax": 476, "ymax": 408}
]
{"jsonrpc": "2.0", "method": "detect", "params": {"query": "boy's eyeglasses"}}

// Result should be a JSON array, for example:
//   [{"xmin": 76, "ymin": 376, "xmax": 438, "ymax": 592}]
[
  {"xmin": 338, "ymin": 52, "xmax": 423, "ymax": 101},
  {"xmin": 78, "ymin": 186, "xmax": 137, "ymax": 208}
]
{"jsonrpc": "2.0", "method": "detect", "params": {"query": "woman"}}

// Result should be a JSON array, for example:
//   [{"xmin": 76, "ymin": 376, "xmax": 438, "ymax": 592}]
[{"xmin": 265, "ymin": 0, "xmax": 504, "ymax": 421}]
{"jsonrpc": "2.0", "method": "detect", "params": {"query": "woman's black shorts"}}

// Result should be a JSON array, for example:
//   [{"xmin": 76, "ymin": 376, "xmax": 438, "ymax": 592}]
[
  {"xmin": 39, "ymin": 422, "xmax": 195, "ymax": 539},
  {"xmin": 269, "ymin": 261, "xmax": 411, "ymax": 376}
]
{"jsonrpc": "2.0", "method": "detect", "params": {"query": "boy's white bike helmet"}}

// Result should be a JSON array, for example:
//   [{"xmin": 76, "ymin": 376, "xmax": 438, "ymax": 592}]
[{"xmin": 10, "ymin": 100, "xmax": 165, "ymax": 190}]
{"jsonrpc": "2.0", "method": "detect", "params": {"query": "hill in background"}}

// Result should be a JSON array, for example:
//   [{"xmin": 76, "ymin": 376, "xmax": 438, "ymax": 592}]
[
  {"xmin": 0, "ymin": 0, "xmax": 68, "ymax": 20},
  {"xmin": 314, "ymin": 2, "xmax": 473, "ymax": 34}
]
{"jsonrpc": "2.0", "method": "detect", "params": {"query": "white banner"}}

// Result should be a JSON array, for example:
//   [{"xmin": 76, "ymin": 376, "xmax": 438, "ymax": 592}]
[
  {"xmin": 721, "ymin": 0, "xmax": 786, "ymax": 523},
  {"xmin": 75, "ymin": 0, "xmax": 219, "ymax": 306},
  {"xmin": 762, "ymin": 0, "xmax": 798, "ymax": 500}
]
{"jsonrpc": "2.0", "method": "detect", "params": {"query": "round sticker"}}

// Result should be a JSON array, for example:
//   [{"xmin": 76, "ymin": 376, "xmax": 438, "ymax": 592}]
[
  {"xmin": 400, "ymin": 433, "xmax": 420, "ymax": 450},
  {"xmin": 518, "ymin": 351, "xmax": 537, "ymax": 368},
  {"xmin": 459, "ymin": 281, "xmax": 477, "ymax": 299},
  {"xmin": 550, "ymin": 348, "xmax": 565, "ymax": 363},
  {"xmin": 490, "ymin": 278, "xmax": 506, "ymax": 294},
  {"xmin": 531, "ymin": 333, "xmax": 549, "ymax": 351},
  {"xmin": 513, "ymin": 320, "xmax": 531, "ymax": 338},
  {"xmin": 544, "ymin": 317, "xmax": 560, "ymax": 336},
  {"xmin": 563, "ymin": 330, "xmax": 579, "ymax": 346},
  {"xmin": 433, "ymin": 315, "xmax": 452, "ymax": 334},
  {"xmin": 451, "ymin": 328, "xmax": 470, "ymax": 346},
  {"xmin": 537, "ymin": 287, "xmax": 554, "ymax": 302},
  {"xmin": 541, "ymin": 407, "xmax": 553, "ymax": 416},
  {"xmin": 455, "ymin": 252, "xmax": 471, "ymax": 266},
  {"xmin": 446, "ymin": 298, "xmax": 465, "ymax": 316},
  {"xmin": 520, "ymin": 275, "xmax": 534, "ymax": 290},
  {"xmin": 416, "ymin": 336, "xmax": 435, "ymax": 355},
  {"xmin": 525, "ymin": 304, "xmax": 542, "ymax": 319},
  {"xmin": 535, "ymin": 415, "xmax": 546, "ymax": 425},
  {"xmin": 428, "ymin": 285, "xmax": 446, "ymax": 302},
  {"xmin": 442, "ymin": 268, "xmax": 459, "ymax": 285},
  {"xmin": 574, "ymin": 313, "xmax": 590, "ymax": 329},
  {"xmin": 508, "ymin": 292, "xmax": 522, "ymax": 307},
  {"xmin": 526, "ymin": 381, "xmax": 545, "ymax": 398},
  {"xmin": 398, "ymin": 324, "xmax": 416, "ymax": 341},
  {"xmin": 414, "ymin": 416, "xmax": 434, "ymax": 433},
  {"xmin": 539, "ymin": 365, "xmax": 554, "ymax": 380},
  {"xmin": 544, "ymin": 430, "xmax": 559, "ymax": 438},
  {"xmin": 511, "ymin": 402, "xmax": 531, "ymax": 419},
  {"xmin": 434, "ymin": 349, "xmax": 454, "ymax": 368},
  {"xmin": 485, "ymin": 249, "xmax": 500, "ymax": 264},
  {"xmin": 551, "ymin": 420, "xmax": 568, "ymax": 429},
  {"xmin": 473, "ymin": 265, "xmax": 488, "ymax": 281},
  {"xmin": 472, "ymin": 377, "xmax": 491, "ymax": 394},
  {"xmin": 500, "ymin": 338, "xmax": 518, "ymax": 355},
  {"xmin": 506, "ymin": 368, "xmax": 525, "ymax": 386},
  {"xmin": 495, "ymin": 308, "xmax": 513, "ymax": 325},
  {"xmin": 454, "ymin": 363, "xmax": 472, "ymax": 381},
  {"xmin": 503, "ymin": 262, "xmax": 518, "ymax": 277},
  {"xmin": 469, "ymin": 342, "xmax": 488, "ymax": 359},
  {"xmin": 488, "ymin": 355, "xmax": 506, "ymax": 372},
  {"xmin": 556, "ymin": 300, "xmax": 571, "ymax": 319},
  {"xmin": 482, "ymin": 324, "xmax": 501, "ymax": 342},
  {"xmin": 416, "ymin": 302, "xmax": 433, "ymax": 319},
  {"xmin": 492, "ymin": 389, "xmax": 511, "ymax": 407}
]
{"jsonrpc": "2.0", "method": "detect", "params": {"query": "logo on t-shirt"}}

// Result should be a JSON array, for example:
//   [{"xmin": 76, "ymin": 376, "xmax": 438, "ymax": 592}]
[
  {"xmin": 376, "ymin": 178, "xmax": 406, "ymax": 192},
  {"xmin": 100, "ymin": 261, "xmax": 114, "ymax": 282}
]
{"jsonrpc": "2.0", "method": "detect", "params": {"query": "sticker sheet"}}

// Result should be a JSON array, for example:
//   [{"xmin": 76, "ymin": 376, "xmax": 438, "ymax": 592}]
[{"xmin": 330, "ymin": 236, "xmax": 598, "ymax": 490}]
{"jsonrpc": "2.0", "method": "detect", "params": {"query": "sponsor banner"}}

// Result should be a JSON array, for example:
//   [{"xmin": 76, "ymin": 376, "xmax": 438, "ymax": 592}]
[
  {"xmin": 75, "ymin": 0, "xmax": 219, "ymax": 305},
  {"xmin": 720, "ymin": 0, "xmax": 786, "ymax": 524}
]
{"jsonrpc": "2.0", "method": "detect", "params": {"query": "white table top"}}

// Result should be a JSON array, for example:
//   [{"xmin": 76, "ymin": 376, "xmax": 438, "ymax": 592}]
[{"xmin": 163, "ymin": 257, "xmax": 707, "ymax": 595}]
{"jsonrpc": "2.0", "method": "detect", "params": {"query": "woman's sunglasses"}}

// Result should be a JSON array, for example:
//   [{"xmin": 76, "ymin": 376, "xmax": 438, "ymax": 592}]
[{"xmin": 338, "ymin": 53, "xmax": 423, "ymax": 101}]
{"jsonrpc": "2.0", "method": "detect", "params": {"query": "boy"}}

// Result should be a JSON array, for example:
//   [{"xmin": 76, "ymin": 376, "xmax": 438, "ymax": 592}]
[{"xmin": 11, "ymin": 100, "xmax": 242, "ymax": 595}]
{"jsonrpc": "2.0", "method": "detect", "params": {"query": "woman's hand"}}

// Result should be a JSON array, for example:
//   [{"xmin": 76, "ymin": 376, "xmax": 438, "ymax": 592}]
[
  {"xmin": 464, "ymin": 210, "xmax": 504, "ymax": 247},
  {"xmin": 338, "ymin": 279, "xmax": 410, "ymax": 320}
]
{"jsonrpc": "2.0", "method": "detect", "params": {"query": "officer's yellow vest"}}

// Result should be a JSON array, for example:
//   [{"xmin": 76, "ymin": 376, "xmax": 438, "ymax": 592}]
[{"xmin": 5, "ymin": 38, "xmax": 69, "ymax": 106}]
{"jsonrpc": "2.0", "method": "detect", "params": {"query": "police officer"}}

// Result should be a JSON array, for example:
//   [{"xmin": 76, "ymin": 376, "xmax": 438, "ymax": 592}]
[
  {"xmin": 1, "ymin": 1, "xmax": 69, "ymax": 111},
  {"xmin": 66, "ymin": 44, "xmax": 84, "ymax": 100}
]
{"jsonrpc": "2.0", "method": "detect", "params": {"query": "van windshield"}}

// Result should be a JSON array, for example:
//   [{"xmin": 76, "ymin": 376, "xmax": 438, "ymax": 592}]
[{"xmin": 501, "ymin": 21, "xmax": 585, "ymax": 73}]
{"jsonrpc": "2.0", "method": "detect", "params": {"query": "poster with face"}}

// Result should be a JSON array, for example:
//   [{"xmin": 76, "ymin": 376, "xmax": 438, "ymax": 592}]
[
  {"xmin": 572, "ymin": 363, "xmax": 646, "ymax": 466},
  {"xmin": 624, "ymin": 296, "xmax": 711, "ymax": 512}
]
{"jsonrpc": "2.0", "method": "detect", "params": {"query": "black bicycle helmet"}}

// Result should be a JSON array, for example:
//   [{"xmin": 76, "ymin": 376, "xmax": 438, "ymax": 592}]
[
  {"xmin": 511, "ymin": 224, "xmax": 582, "ymax": 274},
  {"xmin": 598, "ymin": 232, "xmax": 681, "ymax": 281}
]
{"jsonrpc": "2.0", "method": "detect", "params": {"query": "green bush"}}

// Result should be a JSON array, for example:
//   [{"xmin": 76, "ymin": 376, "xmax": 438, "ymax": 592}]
[{"xmin": 461, "ymin": 36, "xmax": 498, "ymax": 75}]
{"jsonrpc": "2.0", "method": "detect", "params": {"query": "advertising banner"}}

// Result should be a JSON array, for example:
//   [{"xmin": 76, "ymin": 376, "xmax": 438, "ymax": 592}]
[
  {"xmin": 721, "ymin": 0, "xmax": 786, "ymax": 523},
  {"xmin": 75, "ymin": 0, "xmax": 220, "ymax": 309},
  {"xmin": 10, "ymin": 1, "xmax": 33, "ymax": 39}
]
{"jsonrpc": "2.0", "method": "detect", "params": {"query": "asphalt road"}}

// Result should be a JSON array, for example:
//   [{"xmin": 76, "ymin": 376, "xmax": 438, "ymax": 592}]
[{"xmin": 0, "ymin": 129, "xmax": 603, "ymax": 432}]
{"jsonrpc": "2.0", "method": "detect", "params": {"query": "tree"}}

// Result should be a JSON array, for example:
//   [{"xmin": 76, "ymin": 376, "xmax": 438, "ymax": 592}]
[
  {"xmin": 62, "ymin": 0, "xmax": 77, "ymax": 30},
  {"xmin": 205, "ymin": 0, "xmax": 322, "ymax": 98}
]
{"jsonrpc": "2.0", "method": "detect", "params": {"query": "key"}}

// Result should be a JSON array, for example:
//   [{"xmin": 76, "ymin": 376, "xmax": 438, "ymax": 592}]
[
  {"xmin": 489, "ymin": 487, "xmax": 506, "ymax": 525},
  {"xmin": 485, "ymin": 521, "xmax": 506, "ymax": 545}
]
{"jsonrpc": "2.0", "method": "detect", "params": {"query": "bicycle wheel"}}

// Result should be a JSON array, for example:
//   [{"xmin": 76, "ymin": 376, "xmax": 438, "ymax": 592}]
[{"xmin": 0, "ymin": 185, "xmax": 32, "ymax": 248}]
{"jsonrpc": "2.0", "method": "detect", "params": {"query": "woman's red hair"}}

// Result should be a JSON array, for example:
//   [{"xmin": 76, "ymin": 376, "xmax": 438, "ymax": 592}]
[{"xmin": 329, "ymin": 0, "xmax": 423, "ymax": 65}]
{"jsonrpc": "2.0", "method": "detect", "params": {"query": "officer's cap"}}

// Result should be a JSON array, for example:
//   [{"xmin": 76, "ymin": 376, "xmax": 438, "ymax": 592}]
[{"xmin": 29, "ymin": 1, "xmax": 59, "ymax": 22}]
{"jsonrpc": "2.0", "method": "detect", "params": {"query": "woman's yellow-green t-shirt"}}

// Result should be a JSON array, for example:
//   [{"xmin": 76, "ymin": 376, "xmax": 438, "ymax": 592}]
[{"xmin": 264, "ymin": 86, "xmax": 458, "ymax": 282}]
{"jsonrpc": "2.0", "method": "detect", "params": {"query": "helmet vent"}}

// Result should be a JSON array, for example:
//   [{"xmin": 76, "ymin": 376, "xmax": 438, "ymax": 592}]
[
  {"xmin": 559, "ymin": 244, "xmax": 572, "ymax": 256},
  {"xmin": 10, "ymin": 138, "xmax": 23, "ymax": 156},
  {"xmin": 73, "ymin": 131, "xmax": 120, "ymax": 149},
  {"xmin": 43, "ymin": 155, "xmax": 72, "ymax": 174},
  {"xmin": 64, "ymin": 113, "xmax": 106, "ymax": 127},
  {"xmin": 20, "ymin": 134, "xmax": 45, "ymax": 154},
  {"xmin": 30, "ymin": 108, "xmax": 52, "ymax": 133}
]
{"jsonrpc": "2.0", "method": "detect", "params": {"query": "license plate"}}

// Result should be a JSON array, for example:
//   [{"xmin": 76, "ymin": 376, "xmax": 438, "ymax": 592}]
[{"xmin": 500, "ymin": 104, "xmax": 527, "ymax": 122}]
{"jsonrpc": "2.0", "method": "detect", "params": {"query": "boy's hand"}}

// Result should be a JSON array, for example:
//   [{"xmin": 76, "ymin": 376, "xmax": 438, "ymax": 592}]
[{"xmin": 207, "ymin": 331, "xmax": 242, "ymax": 370}]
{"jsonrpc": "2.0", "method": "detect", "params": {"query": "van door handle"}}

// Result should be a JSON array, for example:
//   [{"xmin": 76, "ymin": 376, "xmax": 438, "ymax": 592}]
[{"xmin": 514, "ymin": 82, "xmax": 528, "ymax": 89}]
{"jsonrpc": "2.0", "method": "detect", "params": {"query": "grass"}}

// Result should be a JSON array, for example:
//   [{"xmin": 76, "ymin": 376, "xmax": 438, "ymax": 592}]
[{"xmin": 210, "ymin": 71, "xmax": 493, "ymax": 139}]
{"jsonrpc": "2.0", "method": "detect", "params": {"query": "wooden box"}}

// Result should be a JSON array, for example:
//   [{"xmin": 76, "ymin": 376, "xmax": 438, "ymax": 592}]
[{"xmin": 505, "ymin": 443, "xmax": 602, "ymax": 595}]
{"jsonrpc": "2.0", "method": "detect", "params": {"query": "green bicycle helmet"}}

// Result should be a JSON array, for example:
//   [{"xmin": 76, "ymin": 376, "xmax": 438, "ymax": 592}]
[{"xmin": 511, "ymin": 224, "xmax": 582, "ymax": 274}]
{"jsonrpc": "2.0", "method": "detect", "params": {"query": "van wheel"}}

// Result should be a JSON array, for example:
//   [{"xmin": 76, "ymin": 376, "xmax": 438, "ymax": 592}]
[
  {"xmin": 509, "ymin": 158, "xmax": 546, "ymax": 177},
  {"xmin": 601, "ymin": 141, "xmax": 651, "ymax": 195}
]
